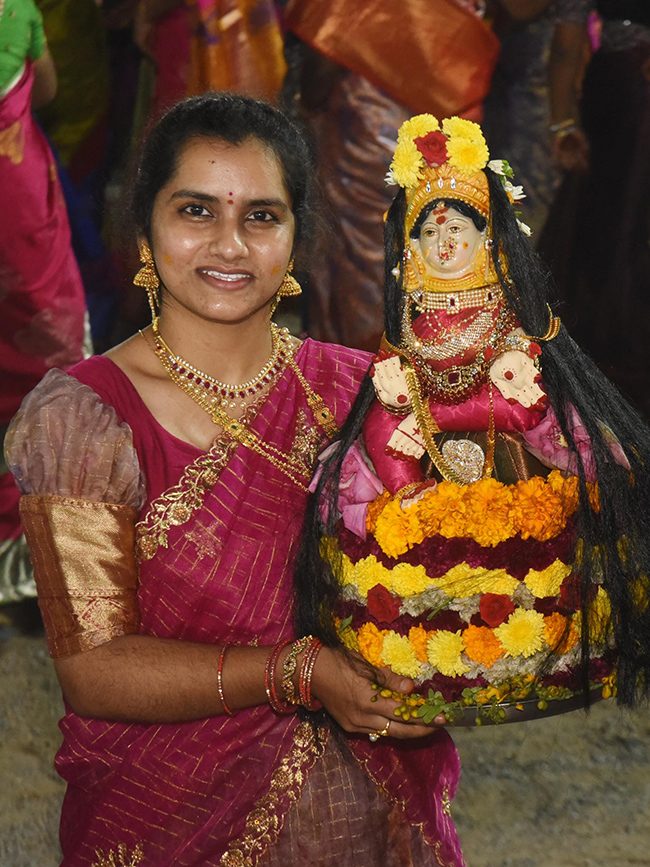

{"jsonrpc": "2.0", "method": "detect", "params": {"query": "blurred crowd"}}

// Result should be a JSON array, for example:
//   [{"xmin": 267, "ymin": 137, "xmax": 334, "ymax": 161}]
[{"xmin": 1, "ymin": 0, "xmax": 649, "ymax": 607}]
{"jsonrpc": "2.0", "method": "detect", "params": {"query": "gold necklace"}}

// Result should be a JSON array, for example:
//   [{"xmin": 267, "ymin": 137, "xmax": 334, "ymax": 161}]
[
  {"xmin": 403, "ymin": 359, "xmax": 495, "ymax": 485},
  {"xmin": 152, "ymin": 319, "xmax": 287, "ymax": 411},
  {"xmin": 149, "ymin": 325, "xmax": 339, "ymax": 490}
]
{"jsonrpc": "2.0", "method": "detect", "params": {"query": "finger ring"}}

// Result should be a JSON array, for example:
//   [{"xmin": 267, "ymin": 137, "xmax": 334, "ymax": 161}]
[
  {"xmin": 379, "ymin": 720, "xmax": 391, "ymax": 737},
  {"xmin": 368, "ymin": 732, "xmax": 379, "ymax": 743}
]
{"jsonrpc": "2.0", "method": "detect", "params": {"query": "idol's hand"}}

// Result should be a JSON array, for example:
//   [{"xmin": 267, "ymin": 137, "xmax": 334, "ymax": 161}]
[
  {"xmin": 311, "ymin": 647, "xmax": 445, "ymax": 739},
  {"xmin": 370, "ymin": 351, "xmax": 411, "ymax": 410},
  {"xmin": 490, "ymin": 350, "xmax": 546, "ymax": 409},
  {"xmin": 387, "ymin": 412, "xmax": 425, "ymax": 460}
]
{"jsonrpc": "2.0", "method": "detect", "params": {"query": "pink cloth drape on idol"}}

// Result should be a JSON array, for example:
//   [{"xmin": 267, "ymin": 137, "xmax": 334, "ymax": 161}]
[{"xmin": 6, "ymin": 341, "xmax": 464, "ymax": 865}]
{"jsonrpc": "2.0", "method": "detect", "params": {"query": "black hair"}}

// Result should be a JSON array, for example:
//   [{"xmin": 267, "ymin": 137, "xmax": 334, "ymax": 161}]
[
  {"xmin": 131, "ymin": 92, "xmax": 315, "ymax": 256},
  {"xmin": 296, "ymin": 167, "xmax": 650, "ymax": 707}
]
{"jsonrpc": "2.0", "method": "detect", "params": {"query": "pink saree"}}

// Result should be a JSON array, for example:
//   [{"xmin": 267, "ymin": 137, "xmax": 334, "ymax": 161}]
[{"xmin": 6, "ymin": 340, "xmax": 463, "ymax": 866}]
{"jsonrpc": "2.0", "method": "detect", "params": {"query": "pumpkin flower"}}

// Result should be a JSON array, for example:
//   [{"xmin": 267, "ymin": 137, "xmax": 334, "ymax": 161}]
[
  {"xmin": 427, "ymin": 630, "xmax": 470, "ymax": 676},
  {"xmin": 494, "ymin": 609, "xmax": 545, "ymax": 658}
]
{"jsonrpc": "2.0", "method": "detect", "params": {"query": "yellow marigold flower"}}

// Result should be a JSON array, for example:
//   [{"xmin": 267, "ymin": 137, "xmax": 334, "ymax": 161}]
[
  {"xmin": 390, "ymin": 138, "xmax": 424, "ymax": 188},
  {"xmin": 433, "ymin": 563, "xmax": 518, "ymax": 598},
  {"xmin": 524, "ymin": 559, "xmax": 572, "ymax": 598},
  {"xmin": 409, "ymin": 626, "xmax": 430, "ymax": 662},
  {"xmin": 398, "ymin": 114, "xmax": 440, "ymax": 142},
  {"xmin": 374, "ymin": 498, "xmax": 425, "ymax": 559},
  {"xmin": 390, "ymin": 562, "xmax": 432, "ymax": 598},
  {"xmin": 366, "ymin": 489, "xmax": 392, "ymax": 534},
  {"xmin": 357, "ymin": 622, "xmax": 385, "ymax": 667},
  {"xmin": 546, "ymin": 470, "xmax": 581, "ymax": 515},
  {"xmin": 462, "ymin": 624, "xmax": 504, "ymax": 666},
  {"xmin": 575, "ymin": 586, "xmax": 612, "ymax": 644},
  {"xmin": 512, "ymin": 476, "xmax": 566, "ymax": 541},
  {"xmin": 427, "ymin": 630, "xmax": 470, "ymax": 676},
  {"xmin": 446, "ymin": 135, "xmax": 490, "ymax": 176},
  {"xmin": 382, "ymin": 631, "xmax": 422, "ymax": 679},
  {"xmin": 351, "ymin": 555, "xmax": 393, "ymax": 597},
  {"xmin": 441, "ymin": 116, "xmax": 484, "ymax": 144},
  {"xmin": 543, "ymin": 612, "xmax": 578, "ymax": 654},
  {"xmin": 338, "ymin": 551, "xmax": 355, "ymax": 587},
  {"xmin": 494, "ymin": 608, "xmax": 545, "ymax": 658},
  {"xmin": 463, "ymin": 477, "xmax": 514, "ymax": 547}
]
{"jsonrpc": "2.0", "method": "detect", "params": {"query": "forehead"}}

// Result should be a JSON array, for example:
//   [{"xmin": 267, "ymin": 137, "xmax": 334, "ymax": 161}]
[
  {"xmin": 164, "ymin": 136, "xmax": 289, "ymax": 200},
  {"xmin": 422, "ymin": 205, "xmax": 471, "ymax": 224}
]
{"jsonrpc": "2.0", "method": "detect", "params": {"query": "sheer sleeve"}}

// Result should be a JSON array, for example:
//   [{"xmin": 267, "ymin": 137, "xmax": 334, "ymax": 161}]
[{"xmin": 4, "ymin": 369, "xmax": 146, "ymax": 658}]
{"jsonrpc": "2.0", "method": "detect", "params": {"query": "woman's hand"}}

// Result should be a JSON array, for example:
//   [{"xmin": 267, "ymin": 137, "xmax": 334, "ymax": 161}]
[{"xmin": 311, "ymin": 647, "xmax": 445, "ymax": 739}]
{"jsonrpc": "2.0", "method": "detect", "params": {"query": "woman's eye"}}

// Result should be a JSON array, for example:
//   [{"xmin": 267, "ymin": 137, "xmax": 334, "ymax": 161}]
[
  {"xmin": 449, "ymin": 225, "xmax": 462, "ymax": 233},
  {"xmin": 181, "ymin": 203, "xmax": 211, "ymax": 218},
  {"xmin": 248, "ymin": 210, "xmax": 277, "ymax": 223}
]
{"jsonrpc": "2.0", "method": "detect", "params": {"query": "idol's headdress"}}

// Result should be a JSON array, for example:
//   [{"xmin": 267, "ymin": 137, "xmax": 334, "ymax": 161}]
[{"xmin": 386, "ymin": 114, "xmax": 530, "ymax": 236}]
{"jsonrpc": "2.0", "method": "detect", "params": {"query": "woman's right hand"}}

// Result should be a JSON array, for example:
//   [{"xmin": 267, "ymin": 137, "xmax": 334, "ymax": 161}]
[{"xmin": 311, "ymin": 647, "xmax": 445, "ymax": 739}]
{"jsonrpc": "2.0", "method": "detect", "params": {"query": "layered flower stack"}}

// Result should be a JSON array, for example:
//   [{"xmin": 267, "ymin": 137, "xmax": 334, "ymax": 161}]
[{"xmin": 328, "ymin": 470, "xmax": 616, "ymax": 723}]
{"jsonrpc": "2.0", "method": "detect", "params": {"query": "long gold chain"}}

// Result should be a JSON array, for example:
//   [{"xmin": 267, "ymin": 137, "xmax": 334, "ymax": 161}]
[
  {"xmin": 149, "ymin": 327, "xmax": 339, "ymax": 491},
  {"xmin": 403, "ymin": 359, "xmax": 495, "ymax": 485}
]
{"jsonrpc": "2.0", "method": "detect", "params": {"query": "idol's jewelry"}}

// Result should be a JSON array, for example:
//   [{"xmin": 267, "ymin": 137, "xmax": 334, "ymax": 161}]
[
  {"xmin": 217, "ymin": 645, "xmax": 234, "ymax": 716},
  {"xmin": 402, "ymin": 242, "xmax": 499, "ymax": 296},
  {"xmin": 403, "ymin": 298, "xmax": 502, "ymax": 364},
  {"xmin": 410, "ymin": 283, "xmax": 503, "ymax": 315},
  {"xmin": 534, "ymin": 305, "xmax": 561, "ymax": 342},
  {"xmin": 277, "ymin": 259, "xmax": 302, "ymax": 297},
  {"xmin": 133, "ymin": 243, "xmax": 160, "ymax": 320},
  {"xmin": 152, "ymin": 318, "xmax": 287, "ymax": 411}
]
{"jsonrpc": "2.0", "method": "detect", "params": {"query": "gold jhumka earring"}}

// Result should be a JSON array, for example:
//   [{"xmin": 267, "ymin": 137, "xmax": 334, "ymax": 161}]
[
  {"xmin": 277, "ymin": 260, "xmax": 302, "ymax": 297},
  {"xmin": 133, "ymin": 243, "xmax": 160, "ymax": 321}
]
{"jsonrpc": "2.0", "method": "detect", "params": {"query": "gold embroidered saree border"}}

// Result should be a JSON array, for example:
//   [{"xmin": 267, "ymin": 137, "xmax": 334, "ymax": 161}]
[
  {"xmin": 349, "ymin": 749, "xmax": 459, "ymax": 867},
  {"xmin": 220, "ymin": 721, "xmax": 327, "ymax": 867},
  {"xmin": 91, "ymin": 842, "xmax": 144, "ymax": 867}
]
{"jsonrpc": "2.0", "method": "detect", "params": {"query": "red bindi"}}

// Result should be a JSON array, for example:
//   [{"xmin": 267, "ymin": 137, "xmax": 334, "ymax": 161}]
[
  {"xmin": 228, "ymin": 192, "xmax": 234, "ymax": 204},
  {"xmin": 436, "ymin": 215, "xmax": 446, "ymax": 224}
]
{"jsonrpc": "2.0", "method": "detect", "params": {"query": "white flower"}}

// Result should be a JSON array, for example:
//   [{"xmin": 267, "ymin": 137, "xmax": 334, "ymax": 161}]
[
  {"xmin": 488, "ymin": 159, "xmax": 506, "ymax": 175},
  {"xmin": 505, "ymin": 181, "xmax": 526, "ymax": 201},
  {"xmin": 384, "ymin": 168, "xmax": 397, "ymax": 186},
  {"xmin": 517, "ymin": 219, "xmax": 533, "ymax": 236}
]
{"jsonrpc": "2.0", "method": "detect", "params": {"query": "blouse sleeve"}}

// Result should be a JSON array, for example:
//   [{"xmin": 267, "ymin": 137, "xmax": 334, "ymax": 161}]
[{"xmin": 4, "ymin": 369, "xmax": 146, "ymax": 658}]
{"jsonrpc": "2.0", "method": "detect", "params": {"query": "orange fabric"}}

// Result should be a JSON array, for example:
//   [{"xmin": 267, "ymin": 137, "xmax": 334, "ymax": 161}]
[
  {"xmin": 284, "ymin": 0, "xmax": 500, "ymax": 118},
  {"xmin": 186, "ymin": 0, "xmax": 287, "ymax": 102}
]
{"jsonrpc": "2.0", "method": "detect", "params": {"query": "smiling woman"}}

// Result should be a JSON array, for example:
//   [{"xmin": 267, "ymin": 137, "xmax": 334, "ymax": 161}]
[{"xmin": 4, "ymin": 95, "xmax": 464, "ymax": 866}]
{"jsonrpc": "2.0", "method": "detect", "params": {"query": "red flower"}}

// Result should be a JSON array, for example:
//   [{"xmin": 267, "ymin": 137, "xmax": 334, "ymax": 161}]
[
  {"xmin": 366, "ymin": 584, "xmax": 401, "ymax": 624},
  {"xmin": 479, "ymin": 593, "xmax": 515, "ymax": 627},
  {"xmin": 415, "ymin": 131, "xmax": 449, "ymax": 167}
]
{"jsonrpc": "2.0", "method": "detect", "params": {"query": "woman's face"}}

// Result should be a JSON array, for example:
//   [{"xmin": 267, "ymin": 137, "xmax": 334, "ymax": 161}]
[
  {"xmin": 414, "ymin": 204, "xmax": 484, "ymax": 282},
  {"xmin": 149, "ymin": 136, "xmax": 295, "ymax": 325}
]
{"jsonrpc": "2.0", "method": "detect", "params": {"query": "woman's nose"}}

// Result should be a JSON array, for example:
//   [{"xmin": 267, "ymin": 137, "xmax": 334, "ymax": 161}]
[{"xmin": 208, "ymin": 220, "xmax": 248, "ymax": 259}]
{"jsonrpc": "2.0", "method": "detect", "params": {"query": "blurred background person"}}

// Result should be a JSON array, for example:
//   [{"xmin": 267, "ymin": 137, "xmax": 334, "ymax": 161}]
[
  {"xmin": 0, "ymin": 0, "xmax": 87, "ymax": 608},
  {"xmin": 483, "ymin": 0, "xmax": 592, "ymax": 238},
  {"xmin": 283, "ymin": 0, "xmax": 500, "ymax": 351},
  {"xmin": 540, "ymin": 0, "xmax": 650, "ymax": 418}
]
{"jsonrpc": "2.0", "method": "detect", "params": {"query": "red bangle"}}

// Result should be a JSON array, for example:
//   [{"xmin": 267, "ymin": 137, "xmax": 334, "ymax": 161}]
[
  {"xmin": 217, "ymin": 645, "xmax": 233, "ymax": 716},
  {"xmin": 264, "ymin": 639, "xmax": 294, "ymax": 715},
  {"xmin": 299, "ymin": 638, "xmax": 323, "ymax": 711}
]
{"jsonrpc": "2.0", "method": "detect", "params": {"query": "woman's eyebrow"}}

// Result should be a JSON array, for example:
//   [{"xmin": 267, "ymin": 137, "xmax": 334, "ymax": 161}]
[{"xmin": 169, "ymin": 189, "xmax": 216, "ymax": 202}]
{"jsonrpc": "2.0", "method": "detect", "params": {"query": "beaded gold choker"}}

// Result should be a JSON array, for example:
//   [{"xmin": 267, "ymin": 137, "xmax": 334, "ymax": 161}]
[{"xmin": 410, "ymin": 283, "xmax": 503, "ymax": 314}]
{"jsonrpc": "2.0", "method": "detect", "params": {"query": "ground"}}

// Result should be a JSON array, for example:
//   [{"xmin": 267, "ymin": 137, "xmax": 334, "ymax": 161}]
[{"xmin": 1, "ymin": 624, "xmax": 649, "ymax": 867}]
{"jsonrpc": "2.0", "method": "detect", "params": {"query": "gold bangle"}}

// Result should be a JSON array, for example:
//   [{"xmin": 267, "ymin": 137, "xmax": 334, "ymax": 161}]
[{"xmin": 280, "ymin": 637, "xmax": 313, "ymax": 705}]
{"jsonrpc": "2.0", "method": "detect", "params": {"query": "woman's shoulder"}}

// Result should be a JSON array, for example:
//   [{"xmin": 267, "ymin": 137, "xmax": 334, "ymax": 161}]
[{"xmin": 299, "ymin": 337, "xmax": 372, "ymax": 380}]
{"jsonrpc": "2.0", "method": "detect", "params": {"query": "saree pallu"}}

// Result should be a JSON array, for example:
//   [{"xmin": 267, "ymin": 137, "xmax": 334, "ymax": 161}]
[
  {"xmin": 0, "ymin": 64, "xmax": 86, "ymax": 602},
  {"xmin": 186, "ymin": 0, "xmax": 287, "ymax": 102}
]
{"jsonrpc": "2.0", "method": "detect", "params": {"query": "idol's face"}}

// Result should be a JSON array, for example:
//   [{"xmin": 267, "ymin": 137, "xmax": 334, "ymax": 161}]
[{"xmin": 414, "ymin": 204, "xmax": 484, "ymax": 283}]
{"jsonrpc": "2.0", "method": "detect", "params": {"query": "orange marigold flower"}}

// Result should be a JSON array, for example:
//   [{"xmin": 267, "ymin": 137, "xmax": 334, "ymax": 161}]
[
  {"xmin": 512, "ymin": 476, "xmax": 566, "ymax": 541},
  {"xmin": 366, "ymin": 489, "xmax": 392, "ymax": 534},
  {"xmin": 357, "ymin": 622, "xmax": 385, "ymax": 667},
  {"xmin": 543, "ymin": 612, "xmax": 578, "ymax": 654},
  {"xmin": 424, "ymin": 481, "xmax": 469, "ymax": 538},
  {"xmin": 462, "ymin": 624, "xmax": 504, "ymax": 666},
  {"xmin": 463, "ymin": 478, "xmax": 515, "ymax": 547},
  {"xmin": 374, "ymin": 499, "xmax": 425, "ymax": 558},
  {"xmin": 409, "ymin": 625, "xmax": 430, "ymax": 662}
]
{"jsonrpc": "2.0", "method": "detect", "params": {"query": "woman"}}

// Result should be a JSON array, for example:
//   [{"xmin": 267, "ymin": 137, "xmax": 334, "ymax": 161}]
[
  {"xmin": 0, "ymin": 0, "xmax": 87, "ymax": 605},
  {"xmin": 5, "ymin": 96, "xmax": 463, "ymax": 866},
  {"xmin": 299, "ymin": 115, "xmax": 650, "ymax": 742}
]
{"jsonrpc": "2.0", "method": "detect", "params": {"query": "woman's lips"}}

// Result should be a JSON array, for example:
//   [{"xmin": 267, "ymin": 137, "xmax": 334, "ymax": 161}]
[{"xmin": 197, "ymin": 268, "xmax": 253, "ymax": 289}]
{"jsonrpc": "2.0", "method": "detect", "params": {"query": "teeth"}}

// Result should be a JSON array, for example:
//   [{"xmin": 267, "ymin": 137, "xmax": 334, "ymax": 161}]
[{"xmin": 202, "ymin": 270, "xmax": 250, "ymax": 281}]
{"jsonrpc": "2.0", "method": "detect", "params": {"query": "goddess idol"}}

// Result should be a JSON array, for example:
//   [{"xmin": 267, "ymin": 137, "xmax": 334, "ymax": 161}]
[{"xmin": 298, "ymin": 115, "xmax": 650, "ymax": 727}]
